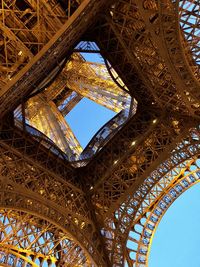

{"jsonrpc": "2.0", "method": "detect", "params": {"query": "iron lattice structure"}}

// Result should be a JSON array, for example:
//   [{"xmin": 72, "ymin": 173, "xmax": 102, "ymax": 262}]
[{"xmin": 0, "ymin": 0, "xmax": 199, "ymax": 266}]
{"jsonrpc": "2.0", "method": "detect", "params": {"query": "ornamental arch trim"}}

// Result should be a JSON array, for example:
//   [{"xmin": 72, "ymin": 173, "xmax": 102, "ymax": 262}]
[
  {"xmin": 0, "ymin": 190, "xmax": 97, "ymax": 267},
  {"xmin": 126, "ymin": 156, "xmax": 200, "ymax": 266},
  {"xmin": 105, "ymin": 126, "xmax": 200, "ymax": 266}
]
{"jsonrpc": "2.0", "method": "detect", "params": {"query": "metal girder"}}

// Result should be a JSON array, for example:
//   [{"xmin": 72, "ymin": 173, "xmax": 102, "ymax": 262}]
[
  {"xmin": 84, "ymin": 106, "xmax": 158, "ymax": 186},
  {"xmin": 0, "ymin": 0, "xmax": 199, "ymax": 266},
  {"xmin": 134, "ymin": 0, "xmax": 200, "ymax": 117},
  {"xmin": 18, "ymin": 50, "xmax": 132, "ymax": 159},
  {"xmin": 58, "ymin": 92, "xmax": 83, "ymax": 116},
  {"xmin": 126, "ymin": 157, "xmax": 200, "ymax": 266},
  {"xmin": 26, "ymin": 96, "xmax": 83, "ymax": 159},
  {"xmin": 0, "ymin": 0, "xmax": 66, "ymax": 87},
  {"xmin": 0, "ymin": 210, "xmax": 92, "ymax": 266},
  {"xmin": 44, "ymin": 52, "xmax": 130, "ymax": 113},
  {"xmin": 0, "ymin": 0, "xmax": 115, "ymax": 118},
  {"xmin": 94, "ymin": 0, "xmax": 199, "ymax": 117},
  {"xmin": 179, "ymin": 0, "xmax": 200, "ymax": 75},
  {"xmin": 101, "ymin": 125, "xmax": 200, "ymax": 265},
  {"xmin": 63, "ymin": 55, "xmax": 130, "ymax": 113},
  {"xmin": 94, "ymin": 19, "xmax": 155, "ymax": 108},
  {"xmin": 88, "ymin": 112, "xmax": 197, "ymax": 214},
  {"xmin": 0, "ymin": 131, "xmax": 108, "ymax": 266},
  {"xmin": 0, "ymin": 123, "xmax": 76, "ymax": 183},
  {"xmin": 81, "ymin": 100, "xmax": 198, "ymax": 265}
]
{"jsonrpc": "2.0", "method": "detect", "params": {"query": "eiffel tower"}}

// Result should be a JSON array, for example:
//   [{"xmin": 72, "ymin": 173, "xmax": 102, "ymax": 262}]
[{"xmin": 0, "ymin": 0, "xmax": 199, "ymax": 266}]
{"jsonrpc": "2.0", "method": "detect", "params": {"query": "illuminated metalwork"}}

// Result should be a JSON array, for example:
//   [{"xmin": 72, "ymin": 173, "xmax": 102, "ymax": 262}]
[
  {"xmin": 179, "ymin": 0, "xmax": 200, "ymax": 70},
  {"xmin": 0, "ymin": 209, "xmax": 93, "ymax": 266},
  {"xmin": 95, "ymin": 0, "xmax": 200, "ymax": 116},
  {"xmin": 18, "ymin": 46, "xmax": 133, "ymax": 160},
  {"xmin": 53, "ymin": 53, "xmax": 131, "ymax": 113},
  {"xmin": 0, "ymin": 133, "xmax": 108, "ymax": 266},
  {"xmin": 0, "ymin": 0, "xmax": 68, "ymax": 87},
  {"xmin": 86, "ymin": 121, "xmax": 200, "ymax": 266},
  {"xmin": 126, "ymin": 157, "xmax": 200, "ymax": 266},
  {"xmin": 25, "ymin": 96, "xmax": 82, "ymax": 160},
  {"xmin": 0, "ymin": 0, "xmax": 199, "ymax": 266},
  {"xmin": 0, "ymin": 0, "xmax": 115, "ymax": 117}
]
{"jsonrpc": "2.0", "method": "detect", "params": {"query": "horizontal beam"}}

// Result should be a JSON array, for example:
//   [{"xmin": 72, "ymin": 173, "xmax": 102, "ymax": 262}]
[
  {"xmin": 0, "ymin": 0, "xmax": 114, "ymax": 118},
  {"xmin": 0, "ymin": 123, "xmax": 76, "ymax": 182}
]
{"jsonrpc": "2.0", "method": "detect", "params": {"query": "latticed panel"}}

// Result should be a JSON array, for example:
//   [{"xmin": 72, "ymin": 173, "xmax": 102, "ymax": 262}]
[
  {"xmin": 0, "ymin": 209, "xmax": 93, "ymax": 266},
  {"xmin": 95, "ymin": 0, "xmax": 200, "ymax": 116},
  {"xmin": 179, "ymin": 0, "xmax": 200, "ymax": 71},
  {"xmin": 0, "ymin": 0, "xmax": 72, "ymax": 86},
  {"xmin": 96, "ymin": 125, "xmax": 200, "ymax": 266},
  {"xmin": 126, "ymin": 156, "xmax": 200, "ymax": 266},
  {"xmin": 16, "ymin": 43, "xmax": 134, "ymax": 161},
  {"xmin": 0, "ymin": 1, "xmax": 199, "ymax": 267}
]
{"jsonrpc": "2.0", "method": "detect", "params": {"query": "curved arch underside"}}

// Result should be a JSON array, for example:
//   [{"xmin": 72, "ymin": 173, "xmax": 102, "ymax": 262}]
[
  {"xmin": 126, "ymin": 157, "xmax": 200, "ymax": 266},
  {"xmin": 0, "ymin": 209, "xmax": 92, "ymax": 267},
  {"xmin": 0, "ymin": 0, "xmax": 199, "ymax": 266}
]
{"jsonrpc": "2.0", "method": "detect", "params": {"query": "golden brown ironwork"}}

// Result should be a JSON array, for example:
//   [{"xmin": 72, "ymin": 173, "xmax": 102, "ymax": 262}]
[
  {"xmin": 0, "ymin": 209, "xmax": 92, "ymax": 266},
  {"xmin": 94, "ymin": 0, "xmax": 200, "ymax": 117},
  {"xmin": 0, "ymin": 131, "xmax": 109, "ymax": 266},
  {"xmin": 0, "ymin": 0, "xmax": 199, "ymax": 266},
  {"xmin": 126, "ymin": 157, "xmax": 200, "ymax": 266},
  {"xmin": 22, "ymin": 51, "xmax": 132, "ymax": 159},
  {"xmin": 0, "ymin": 0, "xmax": 116, "ymax": 117}
]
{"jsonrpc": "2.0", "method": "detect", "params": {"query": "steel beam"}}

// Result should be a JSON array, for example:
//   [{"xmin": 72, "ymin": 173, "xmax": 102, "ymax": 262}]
[{"xmin": 0, "ymin": 0, "xmax": 114, "ymax": 118}]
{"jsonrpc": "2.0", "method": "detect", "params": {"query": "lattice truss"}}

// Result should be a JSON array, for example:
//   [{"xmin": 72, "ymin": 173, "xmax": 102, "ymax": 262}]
[
  {"xmin": 0, "ymin": 0, "xmax": 82, "ymax": 87},
  {"xmin": 126, "ymin": 156, "xmax": 200, "ymax": 266},
  {"xmin": 0, "ymin": 0, "xmax": 199, "ymax": 267},
  {"xmin": 95, "ymin": 126, "xmax": 200, "ymax": 266},
  {"xmin": 1, "ymin": 0, "xmax": 132, "ymax": 159},
  {"xmin": 0, "ymin": 210, "xmax": 91, "ymax": 267},
  {"xmin": 94, "ymin": 0, "xmax": 200, "ymax": 116},
  {"xmin": 0, "ymin": 135, "xmax": 108, "ymax": 266},
  {"xmin": 22, "ymin": 50, "xmax": 132, "ymax": 159},
  {"xmin": 179, "ymin": 0, "xmax": 200, "ymax": 70}
]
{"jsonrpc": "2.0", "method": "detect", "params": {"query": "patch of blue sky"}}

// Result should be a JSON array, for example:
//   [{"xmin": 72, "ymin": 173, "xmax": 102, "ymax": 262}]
[
  {"xmin": 65, "ymin": 98, "xmax": 115, "ymax": 148},
  {"xmin": 149, "ymin": 182, "xmax": 200, "ymax": 267}
]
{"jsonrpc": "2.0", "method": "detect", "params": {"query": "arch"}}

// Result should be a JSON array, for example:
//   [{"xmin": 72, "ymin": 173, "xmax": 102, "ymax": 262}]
[
  {"xmin": 0, "ymin": 140, "xmax": 107, "ymax": 266},
  {"xmin": 159, "ymin": 0, "xmax": 200, "ymax": 112},
  {"xmin": 0, "ymin": 248, "xmax": 37, "ymax": 267},
  {"xmin": 134, "ymin": 0, "xmax": 200, "ymax": 116},
  {"xmin": 0, "ymin": 205, "xmax": 96, "ymax": 267},
  {"xmin": 103, "ymin": 126, "xmax": 200, "ymax": 266},
  {"xmin": 126, "ymin": 157, "xmax": 200, "ymax": 266},
  {"xmin": 178, "ymin": 0, "xmax": 200, "ymax": 73},
  {"xmin": 0, "ymin": 184, "xmax": 109, "ymax": 266}
]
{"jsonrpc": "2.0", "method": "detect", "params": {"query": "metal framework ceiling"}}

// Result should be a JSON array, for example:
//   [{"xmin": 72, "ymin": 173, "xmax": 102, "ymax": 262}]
[{"xmin": 0, "ymin": 0, "xmax": 199, "ymax": 266}]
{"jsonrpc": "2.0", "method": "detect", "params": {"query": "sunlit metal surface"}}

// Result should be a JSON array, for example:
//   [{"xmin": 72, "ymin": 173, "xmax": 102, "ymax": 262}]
[
  {"xmin": 0, "ymin": 209, "xmax": 93, "ymax": 266},
  {"xmin": 0, "ymin": 0, "xmax": 113, "ymax": 118},
  {"xmin": 0, "ymin": 0, "xmax": 68, "ymax": 87},
  {"xmin": 0, "ymin": 0, "xmax": 199, "ymax": 266},
  {"xmin": 126, "ymin": 157, "xmax": 200, "ymax": 266},
  {"xmin": 14, "ymin": 46, "xmax": 134, "ymax": 161},
  {"xmin": 96, "ymin": 126, "xmax": 200, "ymax": 265},
  {"xmin": 179, "ymin": 0, "xmax": 200, "ymax": 71}
]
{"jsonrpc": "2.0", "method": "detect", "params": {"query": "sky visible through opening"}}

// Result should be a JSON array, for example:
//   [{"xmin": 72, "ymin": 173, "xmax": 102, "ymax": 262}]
[
  {"xmin": 66, "ymin": 98, "xmax": 115, "ymax": 148},
  {"xmin": 149, "ymin": 182, "xmax": 200, "ymax": 267},
  {"xmin": 65, "ymin": 50, "xmax": 116, "ymax": 148}
]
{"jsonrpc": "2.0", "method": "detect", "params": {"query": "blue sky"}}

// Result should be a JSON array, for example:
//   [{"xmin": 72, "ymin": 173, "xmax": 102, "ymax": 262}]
[
  {"xmin": 149, "ymin": 182, "xmax": 200, "ymax": 267},
  {"xmin": 66, "ymin": 98, "xmax": 115, "ymax": 148}
]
